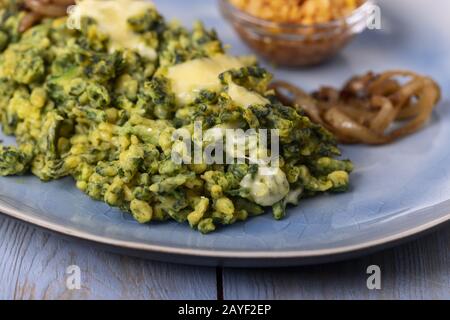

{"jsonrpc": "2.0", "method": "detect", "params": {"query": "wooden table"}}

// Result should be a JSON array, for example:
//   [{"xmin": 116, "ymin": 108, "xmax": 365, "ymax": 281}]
[
  {"xmin": 0, "ymin": 0, "xmax": 449, "ymax": 301},
  {"xmin": 0, "ymin": 214, "xmax": 448, "ymax": 300}
]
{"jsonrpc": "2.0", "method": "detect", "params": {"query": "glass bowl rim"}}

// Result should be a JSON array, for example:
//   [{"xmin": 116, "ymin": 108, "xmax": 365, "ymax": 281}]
[{"xmin": 219, "ymin": 0, "xmax": 376, "ymax": 32}]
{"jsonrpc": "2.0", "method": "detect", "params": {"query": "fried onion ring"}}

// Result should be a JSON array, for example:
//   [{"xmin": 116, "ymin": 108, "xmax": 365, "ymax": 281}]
[
  {"xmin": 270, "ymin": 71, "xmax": 441, "ymax": 145},
  {"xmin": 19, "ymin": 0, "xmax": 74, "ymax": 31}
]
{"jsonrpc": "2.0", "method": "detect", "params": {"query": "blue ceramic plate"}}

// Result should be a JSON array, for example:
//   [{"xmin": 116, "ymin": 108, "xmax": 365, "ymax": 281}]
[{"xmin": 1, "ymin": 0, "xmax": 449, "ymax": 267}]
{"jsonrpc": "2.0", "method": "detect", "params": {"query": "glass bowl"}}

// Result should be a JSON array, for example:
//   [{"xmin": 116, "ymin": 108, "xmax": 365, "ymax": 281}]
[{"xmin": 219, "ymin": 0, "xmax": 375, "ymax": 67}]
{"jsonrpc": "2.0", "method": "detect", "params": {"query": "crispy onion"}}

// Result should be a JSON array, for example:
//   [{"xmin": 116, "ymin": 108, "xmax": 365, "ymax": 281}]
[
  {"xmin": 19, "ymin": 0, "xmax": 75, "ymax": 32},
  {"xmin": 271, "ymin": 71, "xmax": 441, "ymax": 145}
]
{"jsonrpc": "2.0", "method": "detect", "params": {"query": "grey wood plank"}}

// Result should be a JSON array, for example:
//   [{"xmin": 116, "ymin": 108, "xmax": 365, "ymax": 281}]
[
  {"xmin": 0, "ymin": 215, "xmax": 217, "ymax": 300},
  {"xmin": 223, "ymin": 225, "xmax": 450, "ymax": 300}
]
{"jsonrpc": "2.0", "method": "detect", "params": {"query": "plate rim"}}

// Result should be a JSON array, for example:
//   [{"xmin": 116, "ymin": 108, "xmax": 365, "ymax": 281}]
[{"xmin": 0, "ymin": 200, "xmax": 449, "ymax": 261}]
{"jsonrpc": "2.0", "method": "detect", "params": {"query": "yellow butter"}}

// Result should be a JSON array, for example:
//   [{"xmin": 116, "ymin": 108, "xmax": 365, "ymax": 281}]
[
  {"xmin": 73, "ymin": 0, "xmax": 156, "ymax": 59},
  {"xmin": 167, "ymin": 54, "xmax": 246, "ymax": 104},
  {"xmin": 227, "ymin": 82, "xmax": 269, "ymax": 108}
]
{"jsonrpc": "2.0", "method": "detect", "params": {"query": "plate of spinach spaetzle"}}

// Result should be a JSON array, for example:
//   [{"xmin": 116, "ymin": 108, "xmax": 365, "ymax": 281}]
[{"xmin": 0, "ymin": 0, "xmax": 449, "ymax": 266}]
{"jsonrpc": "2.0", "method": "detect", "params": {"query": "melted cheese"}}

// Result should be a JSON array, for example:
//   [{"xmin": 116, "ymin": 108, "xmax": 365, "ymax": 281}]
[
  {"xmin": 284, "ymin": 188, "xmax": 303, "ymax": 206},
  {"xmin": 167, "ymin": 55, "xmax": 246, "ymax": 105},
  {"xmin": 73, "ymin": 0, "xmax": 156, "ymax": 59},
  {"xmin": 240, "ymin": 167, "xmax": 290, "ymax": 206},
  {"xmin": 227, "ymin": 83, "xmax": 269, "ymax": 108}
]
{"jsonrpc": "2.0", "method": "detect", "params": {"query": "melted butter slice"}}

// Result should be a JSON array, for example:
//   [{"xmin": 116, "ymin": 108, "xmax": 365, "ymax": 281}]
[
  {"xmin": 73, "ymin": 0, "xmax": 156, "ymax": 59},
  {"xmin": 167, "ymin": 54, "xmax": 247, "ymax": 105},
  {"xmin": 227, "ymin": 82, "xmax": 269, "ymax": 108}
]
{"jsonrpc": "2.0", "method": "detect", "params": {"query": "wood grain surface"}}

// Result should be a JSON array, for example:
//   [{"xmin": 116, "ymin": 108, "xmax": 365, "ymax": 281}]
[
  {"xmin": 0, "ymin": 215, "xmax": 217, "ymax": 300},
  {"xmin": 222, "ymin": 225, "xmax": 450, "ymax": 300},
  {"xmin": 0, "ymin": 214, "xmax": 448, "ymax": 300}
]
